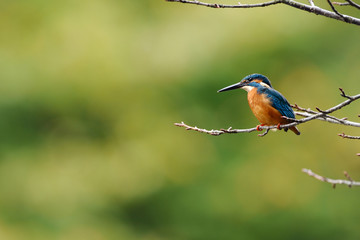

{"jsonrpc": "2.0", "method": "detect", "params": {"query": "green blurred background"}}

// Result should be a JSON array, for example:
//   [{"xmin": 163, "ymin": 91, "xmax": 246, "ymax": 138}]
[{"xmin": 0, "ymin": 0, "xmax": 360, "ymax": 239}]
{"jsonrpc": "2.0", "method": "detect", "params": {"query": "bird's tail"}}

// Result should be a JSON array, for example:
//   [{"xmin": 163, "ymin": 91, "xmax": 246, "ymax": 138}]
[{"xmin": 289, "ymin": 126, "xmax": 300, "ymax": 135}]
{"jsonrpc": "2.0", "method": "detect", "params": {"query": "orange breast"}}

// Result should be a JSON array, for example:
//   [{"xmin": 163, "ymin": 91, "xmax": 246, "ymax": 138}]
[{"xmin": 247, "ymin": 88, "xmax": 288, "ymax": 125}]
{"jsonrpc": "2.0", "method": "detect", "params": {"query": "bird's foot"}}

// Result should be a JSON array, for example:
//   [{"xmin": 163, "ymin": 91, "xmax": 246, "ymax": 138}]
[
  {"xmin": 277, "ymin": 123, "xmax": 282, "ymax": 130},
  {"xmin": 256, "ymin": 124, "xmax": 265, "ymax": 131}
]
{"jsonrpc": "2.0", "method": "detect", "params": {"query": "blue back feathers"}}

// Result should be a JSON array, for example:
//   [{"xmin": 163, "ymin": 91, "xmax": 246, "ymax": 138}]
[{"xmin": 249, "ymin": 82, "xmax": 295, "ymax": 119}]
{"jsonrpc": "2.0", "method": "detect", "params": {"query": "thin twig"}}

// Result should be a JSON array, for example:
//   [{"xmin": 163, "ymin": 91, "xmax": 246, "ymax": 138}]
[
  {"xmin": 174, "ymin": 121, "xmax": 225, "ymax": 135},
  {"xmin": 344, "ymin": 171, "xmax": 354, "ymax": 182},
  {"xmin": 294, "ymin": 112, "xmax": 360, "ymax": 127},
  {"xmin": 258, "ymin": 128, "xmax": 270, "ymax": 136},
  {"xmin": 291, "ymin": 103, "xmax": 318, "ymax": 114},
  {"xmin": 291, "ymin": 103, "xmax": 349, "ymax": 123},
  {"xmin": 339, "ymin": 87, "xmax": 354, "ymax": 100},
  {"xmin": 326, "ymin": 0, "xmax": 345, "ymax": 20},
  {"xmin": 166, "ymin": 0, "xmax": 282, "ymax": 8},
  {"xmin": 333, "ymin": 0, "xmax": 360, "ymax": 9},
  {"xmin": 345, "ymin": 0, "xmax": 360, "ymax": 9},
  {"xmin": 166, "ymin": 0, "xmax": 360, "ymax": 26},
  {"xmin": 333, "ymin": 2, "xmax": 350, "ymax": 5},
  {"xmin": 302, "ymin": 168, "xmax": 360, "ymax": 188},
  {"xmin": 338, "ymin": 133, "xmax": 360, "ymax": 139}
]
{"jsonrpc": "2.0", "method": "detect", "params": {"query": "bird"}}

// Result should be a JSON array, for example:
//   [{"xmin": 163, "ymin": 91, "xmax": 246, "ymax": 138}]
[{"xmin": 217, "ymin": 73, "xmax": 300, "ymax": 135}]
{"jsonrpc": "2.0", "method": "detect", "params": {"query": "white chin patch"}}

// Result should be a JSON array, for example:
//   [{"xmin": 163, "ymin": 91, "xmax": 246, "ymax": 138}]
[{"xmin": 241, "ymin": 86, "xmax": 254, "ymax": 92}]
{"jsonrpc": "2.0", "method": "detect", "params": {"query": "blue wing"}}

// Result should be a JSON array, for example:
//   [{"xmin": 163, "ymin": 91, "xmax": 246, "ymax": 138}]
[{"xmin": 259, "ymin": 87, "xmax": 295, "ymax": 118}]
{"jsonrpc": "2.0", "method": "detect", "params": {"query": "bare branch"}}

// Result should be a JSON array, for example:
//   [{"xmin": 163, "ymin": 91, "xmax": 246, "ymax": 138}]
[
  {"xmin": 258, "ymin": 128, "xmax": 270, "ymax": 136},
  {"xmin": 315, "ymin": 89, "xmax": 360, "ymax": 114},
  {"xmin": 290, "ymin": 103, "xmax": 356, "ymax": 124},
  {"xmin": 334, "ymin": 0, "xmax": 360, "ymax": 9},
  {"xmin": 339, "ymin": 87, "xmax": 355, "ymax": 99},
  {"xmin": 166, "ymin": 0, "xmax": 282, "ymax": 8},
  {"xmin": 333, "ymin": 2, "xmax": 350, "ymax": 6},
  {"xmin": 346, "ymin": 0, "xmax": 360, "ymax": 9},
  {"xmin": 291, "ymin": 103, "xmax": 317, "ymax": 114},
  {"xmin": 295, "ymin": 111, "xmax": 360, "ymax": 127},
  {"xmin": 344, "ymin": 171, "xmax": 354, "ymax": 182},
  {"xmin": 166, "ymin": 0, "xmax": 360, "ymax": 26},
  {"xmin": 175, "ymin": 89, "xmax": 360, "ymax": 137},
  {"xmin": 175, "ymin": 121, "xmax": 283, "ymax": 136},
  {"xmin": 302, "ymin": 168, "xmax": 360, "ymax": 188},
  {"xmin": 174, "ymin": 121, "xmax": 225, "ymax": 135},
  {"xmin": 338, "ymin": 133, "xmax": 360, "ymax": 139},
  {"xmin": 326, "ymin": 0, "xmax": 345, "ymax": 20},
  {"xmin": 174, "ymin": 121, "xmax": 265, "ymax": 135}
]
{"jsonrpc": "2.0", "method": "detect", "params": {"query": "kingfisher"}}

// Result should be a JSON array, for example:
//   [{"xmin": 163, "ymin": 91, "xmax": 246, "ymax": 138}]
[{"xmin": 218, "ymin": 73, "xmax": 300, "ymax": 135}]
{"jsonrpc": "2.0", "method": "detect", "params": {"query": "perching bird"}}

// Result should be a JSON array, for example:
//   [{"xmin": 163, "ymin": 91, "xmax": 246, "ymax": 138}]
[{"xmin": 218, "ymin": 73, "xmax": 300, "ymax": 135}]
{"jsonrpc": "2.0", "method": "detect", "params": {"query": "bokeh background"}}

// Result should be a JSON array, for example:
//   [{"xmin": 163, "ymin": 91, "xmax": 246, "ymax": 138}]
[{"xmin": 1, "ymin": 0, "xmax": 360, "ymax": 239}]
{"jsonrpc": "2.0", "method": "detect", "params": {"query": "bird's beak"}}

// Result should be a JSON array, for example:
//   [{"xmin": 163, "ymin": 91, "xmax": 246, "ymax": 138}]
[{"xmin": 217, "ymin": 82, "xmax": 245, "ymax": 93}]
